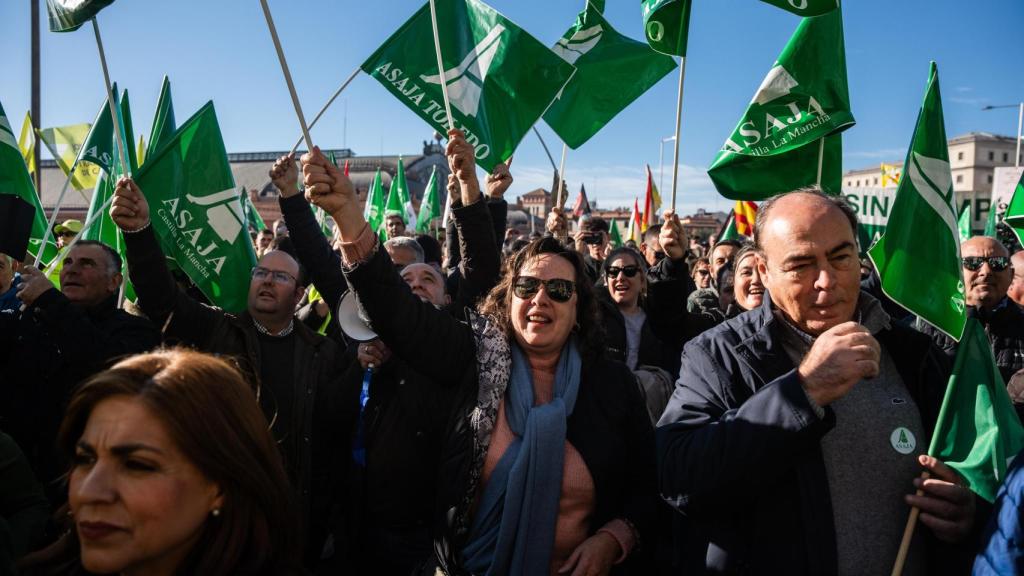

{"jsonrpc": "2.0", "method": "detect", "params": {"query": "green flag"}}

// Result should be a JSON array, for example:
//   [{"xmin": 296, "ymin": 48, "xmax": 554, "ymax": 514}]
[
  {"xmin": 364, "ymin": 168, "xmax": 387, "ymax": 237},
  {"xmin": 136, "ymin": 102, "xmax": 256, "ymax": 313},
  {"xmin": 928, "ymin": 318, "xmax": 1024, "ymax": 503},
  {"xmin": 77, "ymin": 84, "xmax": 120, "ymax": 176},
  {"xmin": 46, "ymin": 0, "xmax": 116, "ymax": 32},
  {"xmin": 609, "ymin": 217, "xmax": 623, "ymax": 248},
  {"xmin": 759, "ymin": 0, "xmax": 838, "ymax": 16},
  {"xmin": 958, "ymin": 203, "xmax": 972, "ymax": 242},
  {"xmin": 0, "ymin": 100, "xmax": 57, "ymax": 264},
  {"xmin": 384, "ymin": 156, "xmax": 417, "ymax": 229},
  {"xmin": 416, "ymin": 166, "xmax": 442, "ymax": 234},
  {"xmin": 983, "ymin": 199, "xmax": 998, "ymax": 237},
  {"xmin": 544, "ymin": 2, "xmax": 675, "ymax": 148},
  {"xmin": 83, "ymin": 91, "xmax": 134, "ymax": 246},
  {"xmin": 707, "ymin": 8, "xmax": 854, "ymax": 200},
  {"xmin": 719, "ymin": 210, "xmax": 742, "ymax": 242},
  {"xmin": 240, "ymin": 188, "xmax": 267, "ymax": 233},
  {"xmin": 146, "ymin": 76, "xmax": 176, "ymax": 165},
  {"xmin": 362, "ymin": 0, "xmax": 575, "ymax": 172},
  {"xmin": 868, "ymin": 62, "xmax": 966, "ymax": 341},
  {"xmin": 642, "ymin": 0, "xmax": 692, "ymax": 57},
  {"xmin": 1006, "ymin": 170, "xmax": 1024, "ymax": 247}
]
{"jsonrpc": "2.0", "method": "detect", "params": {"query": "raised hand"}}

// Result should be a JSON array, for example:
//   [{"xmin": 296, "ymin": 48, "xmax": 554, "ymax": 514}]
[
  {"xmin": 798, "ymin": 321, "xmax": 880, "ymax": 406},
  {"xmin": 270, "ymin": 153, "xmax": 300, "ymax": 197},
  {"xmin": 547, "ymin": 207, "xmax": 568, "ymax": 238},
  {"xmin": 485, "ymin": 161, "xmax": 513, "ymax": 199},
  {"xmin": 446, "ymin": 129, "xmax": 480, "ymax": 204},
  {"xmin": 659, "ymin": 210, "xmax": 685, "ymax": 261},
  {"xmin": 110, "ymin": 177, "xmax": 150, "ymax": 232},
  {"xmin": 301, "ymin": 147, "xmax": 355, "ymax": 217}
]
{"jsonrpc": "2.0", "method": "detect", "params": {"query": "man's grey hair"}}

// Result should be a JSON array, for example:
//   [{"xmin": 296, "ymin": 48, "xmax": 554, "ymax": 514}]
[
  {"xmin": 753, "ymin": 187, "xmax": 859, "ymax": 252},
  {"xmin": 383, "ymin": 237, "xmax": 425, "ymax": 264}
]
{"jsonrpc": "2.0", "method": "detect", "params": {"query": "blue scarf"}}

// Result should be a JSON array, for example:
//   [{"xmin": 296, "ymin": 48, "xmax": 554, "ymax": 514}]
[{"xmin": 462, "ymin": 338, "xmax": 582, "ymax": 575}]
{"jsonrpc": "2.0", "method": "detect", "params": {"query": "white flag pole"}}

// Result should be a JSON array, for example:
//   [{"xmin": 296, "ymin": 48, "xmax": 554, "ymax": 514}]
[
  {"xmin": 34, "ymin": 175, "xmax": 73, "ymax": 268},
  {"xmin": 556, "ymin": 143, "xmax": 568, "ymax": 209},
  {"xmin": 816, "ymin": 137, "xmax": 825, "ymax": 187},
  {"xmin": 90, "ymin": 18, "xmax": 130, "ymax": 178},
  {"xmin": 428, "ymin": 0, "xmax": 455, "ymax": 131},
  {"xmin": 259, "ymin": 0, "xmax": 314, "ymax": 152},
  {"xmin": 43, "ymin": 191, "xmax": 118, "ymax": 277},
  {"xmin": 290, "ymin": 66, "xmax": 361, "ymax": 155},
  {"xmin": 669, "ymin": 56, "xmax": 688, "ymax": 210}
]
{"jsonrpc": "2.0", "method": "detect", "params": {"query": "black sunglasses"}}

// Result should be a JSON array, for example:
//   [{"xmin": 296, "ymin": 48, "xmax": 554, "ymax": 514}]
[
  {"xmin": 606, "ymin": 265, "xmax": 640, "ymax": 278},
  {"xmin": 513, "ymin": 276, "xmax": 575, "ymax": 303},
  {"xmin": 962, "ymin": 256, "xmax": 1009, "ymax": 272}
]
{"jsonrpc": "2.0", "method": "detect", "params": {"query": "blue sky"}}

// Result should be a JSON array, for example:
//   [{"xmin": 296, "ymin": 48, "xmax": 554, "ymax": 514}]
[{"xmin": 2, "ymin": 0, "xmax": 1022, "ymax": 214}]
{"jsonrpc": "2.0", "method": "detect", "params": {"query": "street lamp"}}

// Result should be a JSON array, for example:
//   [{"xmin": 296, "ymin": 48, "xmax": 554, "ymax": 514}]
[
  {"xmin": 659, "ymin": 135, "xmax": 676, "ymax": 194},
  {"xmin": 982, "ymin": 102, "xmax": 1023, "ymax": 168}
]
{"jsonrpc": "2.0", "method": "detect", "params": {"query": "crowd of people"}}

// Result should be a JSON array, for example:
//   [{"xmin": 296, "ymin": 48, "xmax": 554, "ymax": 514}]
[{"xmin": 1, "ymin": 129, "xmax": 1024, "ymax": 575}]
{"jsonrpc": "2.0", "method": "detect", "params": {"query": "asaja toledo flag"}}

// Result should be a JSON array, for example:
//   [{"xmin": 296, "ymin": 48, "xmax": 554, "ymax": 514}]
[
  {"xmin": 0, "ymin": 99, "xmax": 57, "ymax": 265},
  {"xmin": 136, "ymin": 102, "xmax": 256, "ymax": 313},
  {"xmin": 18, "ymin": 112, "xmax": 36, "ymax": 175},
  {"xmin": 364, "ymin": 168, "xmax": 387, "ymax": 237},
  {"xmin": 543, "ymin": 1, "xmax": 675, "ymax": 148},
  {"xmin": 1006, "ymin": 170, "xmax": 1024, "ymax": 247},
  {"xmin": 416, "ymin": 166, "xmax": 442, "ymax": 234},
  {"xmin": 362, "ymin": 0, "xmax": 575, "ymax": 172},
  {"xmin": 759, "ymin": 0, "xmax": 838, "ymax": 16},
  {"xmin": 707, "ymin": 8, "xmax": 854, "ymax": 200},
  {"xmin": 868, "ymin": 62, "xmax": 966, "ymax": 341},
  {"xmin": 46, "ymin": 0, "xmax": 117, "ymax": 32},
  {"xmin": 384, "ymin": 156, "xmax": 417, "ymax": 230},
  {"xmin": 928, "ymin": 318, "xmax": 1024, "ymax": 503},
  {"xmin": 642, "ymin": 0, "xmax": 692, "ymax": 57}
]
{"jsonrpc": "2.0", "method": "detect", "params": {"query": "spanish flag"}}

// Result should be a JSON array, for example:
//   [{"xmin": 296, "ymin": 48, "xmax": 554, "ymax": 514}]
[{"xmin": 735, "ymin": 200, "xmax": 758, "ymax": 236}]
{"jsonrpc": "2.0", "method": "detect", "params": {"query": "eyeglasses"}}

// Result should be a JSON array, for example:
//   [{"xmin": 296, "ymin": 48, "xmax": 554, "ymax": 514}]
[
  {"xmin": 251, "ymin": 266, "xmax": 296, "ymax": 284},
  {"xmin": 962, "ymin": 256, "xmax": 1010, "ymax": 272},
  {"xmin": 606, "ymin": 265, "xmax": 640, "ymax": 278},
  {"xmin": 512, "ymin": 276, "xmax": 575, "ymax": 303},
  {"xmin": 57, "ymin": 231, "xmax": 76, "ymax": 238},
  {"xmin": 697, "ymin": 269, "xmax": 710, "ymax": 276}
]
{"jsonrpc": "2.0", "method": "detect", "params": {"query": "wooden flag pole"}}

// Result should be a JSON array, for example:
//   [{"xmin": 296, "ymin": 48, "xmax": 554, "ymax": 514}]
[
  {"xmin": 90, "ymin": 18, "xmax": 130, "ymax": 177},
  {"xmin": 816, "ymin": 137, "xmax": 825, "ymax": 187},
  {"xmin": 556, "ymin": 143, "xmax": 568, "ymax": 209},
  {"xmin": 669, "ymin": 56, "xmax": 688, "ymax": 210},
  {"xmin": 259, "ymin": 0, "xmax": 313, "ymax": 152},
  {"xmin": 428, "ymin": 0, "xmax": 455, "ymax": 132},
  {"xmin": 290, "ymin": 66, "xmax": 361, "ymax": 155},
  {"xmin": 890, "ymin": 472, "xmax": 929, "ymax": 576}
]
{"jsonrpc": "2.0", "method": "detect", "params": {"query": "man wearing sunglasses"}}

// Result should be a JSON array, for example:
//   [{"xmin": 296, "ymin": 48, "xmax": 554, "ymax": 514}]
[
  {"xmin": 917, "ymin": 236, "xmax": 1024, "ymax": 389},
  {"xmin": 110, "ymin": 177, "xmax": 347, "ymax": 569}
]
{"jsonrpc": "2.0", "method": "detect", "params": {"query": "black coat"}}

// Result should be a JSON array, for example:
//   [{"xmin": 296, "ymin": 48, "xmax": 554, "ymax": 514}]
[
  {"xmin": 343, "ymin": 238, "xmax": 658, "ymax": 575},
  {"xmin": 124, "ymin": 225, "xmax": 347, "ymax": 567},
  {"xmin": 657, "ymin": 291, "xmax": 982, "ymax": 575},
  {"xmin": 0, "ymin": 290, "xmax": 159, "ymax": 493}
]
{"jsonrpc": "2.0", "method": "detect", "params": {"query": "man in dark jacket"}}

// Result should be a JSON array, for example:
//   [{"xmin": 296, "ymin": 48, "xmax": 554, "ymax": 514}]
[
  {"xmin": 108, "ymin": 177, "xmax": 347, "ymax": 568},
  {"xmin": 917, "ymin": 236, "xmax": 1024, "ymax": 388},
  {"xmin": 658, "ymin": 190, "xmax": 980, "ymax": 575},
  {"xmin": 0, "ymin": 241, "xmax": 159, "ymax": 495}
]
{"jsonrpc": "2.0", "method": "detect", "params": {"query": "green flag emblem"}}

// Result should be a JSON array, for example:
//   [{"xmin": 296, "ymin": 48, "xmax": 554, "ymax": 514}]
[
  {"xmin": 869, "ymin": 62, "xmax": 966, "ymax": 341},
  {"xmin": 46, "ymin": 0, "xmax": 117, "ymax": 32},
  {"xmin": 361, "ymin": 0, "xmax": 575, "ymax": 172},
  {"xmin": 544, "ymin": 2, "xmax": 675, "ymax": 148},
  {"xmin": 759, "ymin": 0, "xmax": 838, "ymax": 16},
  {"xmin": 707, "ymin": 8, "xmax": 854, "ymax": 200},
  {"xmin": 641, "ymin": 0, "xmax": 692, "ymax": 57},
  {"xmin": 136, "ymin": 102, "xmax": 256, "ymax": 313}
]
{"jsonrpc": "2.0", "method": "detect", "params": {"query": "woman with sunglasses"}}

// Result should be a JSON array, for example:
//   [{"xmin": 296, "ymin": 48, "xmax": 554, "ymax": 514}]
[{"xmin": 302, "ymin": 132, "xmax": 656, "ymax": 576}]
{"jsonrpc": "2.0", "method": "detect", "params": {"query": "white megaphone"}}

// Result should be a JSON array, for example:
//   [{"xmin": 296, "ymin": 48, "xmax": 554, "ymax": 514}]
[{"xmin": 337, "ymin": 291, "xmax": 378, "ymax": 342}]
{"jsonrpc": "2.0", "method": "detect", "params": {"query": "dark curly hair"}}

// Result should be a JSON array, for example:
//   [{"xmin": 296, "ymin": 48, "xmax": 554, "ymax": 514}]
[{"xmin": 479, "ymin": 236, "xmax": 604, "ymax": 361}]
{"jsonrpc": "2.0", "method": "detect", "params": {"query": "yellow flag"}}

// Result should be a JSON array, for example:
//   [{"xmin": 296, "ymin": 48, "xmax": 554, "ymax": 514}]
[
  {"xmin": 137, "ymin": 134, "xmax": 146, "ymax": 167},
  {"xmin": 18, "ymin": 112, "xmax": 36, "ymax": 174},
  {"xmin": 38, "ymin": 124, "xmax": 99, "ymax": 190},
  {"xmin": 880, "ymin": 163, "xmax": 901, "ymax": 188}
]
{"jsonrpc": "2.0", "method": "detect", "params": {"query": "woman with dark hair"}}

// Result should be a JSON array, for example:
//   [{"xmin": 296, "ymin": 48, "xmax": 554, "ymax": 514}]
[
  {"xmin": 302, "ymin": 132, "xmax": 655, "ymax": 575},
  {"xmin": 20, "ymin": 349, "xmax": 302, "ymax": 576}
]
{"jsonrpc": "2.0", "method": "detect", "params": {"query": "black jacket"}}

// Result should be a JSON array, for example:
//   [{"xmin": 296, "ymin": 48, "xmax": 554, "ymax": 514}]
[
  {"xmin": 0, "ymin": 290, "xmax": 159, "ymax": 493},
  {"xmin": 343, "ymin": 239, "xmax": 657, "ymax": 575},
  {"xmin": 917, "ymin": 298, "xmax": 1024, "ymax": 388},
  {"xmin": 643, "ymin": 256, "xmax": 717, "ymax": 377},
  {"xmin": 0, "ymin": 431, "xmax": 49, "ymax": 573},
  {"xmin": 656, "ymin": 291, "xmax": 981, "ymax": 575},
  {"xmin": 123, "ymin": 225, "xmax": 347, "ymax": 566}
]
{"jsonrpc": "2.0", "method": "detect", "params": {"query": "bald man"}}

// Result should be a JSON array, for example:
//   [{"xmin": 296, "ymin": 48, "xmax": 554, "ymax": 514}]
[
  {"xmin": 1008, "ymin": 250, "xmax": 1024, "ymax": 308},
  {"xmin": 658, "ymin": 189, "xmax": 979, "ymax": 575},
  {"xmin": 917, "ymin": 236, "xmax": 1024, "ymax": 387}
]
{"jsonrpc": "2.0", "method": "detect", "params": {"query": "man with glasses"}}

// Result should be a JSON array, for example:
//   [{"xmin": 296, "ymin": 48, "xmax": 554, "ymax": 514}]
[
  {"xmin": 917, "ymin": 236, "xmax": 1024, "ymax": 389},
  {"xmin": 1008, "ymin": 250, "xmax": 1024, "ymax": 308},
  {"xmin": 109, "ymin": 176, "xmax": 347, "ymax": 569}
]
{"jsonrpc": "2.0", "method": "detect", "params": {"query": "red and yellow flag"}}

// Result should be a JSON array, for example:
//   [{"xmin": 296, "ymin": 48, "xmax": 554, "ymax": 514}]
[
  {"xmin": 735, "ymin": 200, "xmax": 758, "ymax": 236},
  {"xmin": 643, "ymin": 164, "xmax": 662, "ymax": 232}
]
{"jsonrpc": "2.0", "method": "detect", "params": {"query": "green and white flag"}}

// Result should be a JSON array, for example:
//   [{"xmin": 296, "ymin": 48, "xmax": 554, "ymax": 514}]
[
  {"xmin": 136, "ymin": 102, "xmax": 256, "ymax": 313},
  {"xmin": 609, "ymin": 217, "xmax": 623, "ymax": 248},
  {"xmin": 364, "ymin": 168, "xmax": 387, "ymax": 237},
  {"xmin": 759, "ymin": 0, "xmax": 838, "ymax": 16},
  {"xmin": 707, "ymin": 8, "xmax": 854, "ymax": 200},
  {"xmin": 146, "ymin": 76, "xmax": 176, "ymax": 165},
  {"xmin": 958, "ymin": 203, "xmax": 972, "ymax": 242},
  {"xmin": 928, "ymin": 318, "xmax": 1024, "ymax": 503},
  {"xmin": 46, "ymin": 0, "xmax": 117, "ymax": 32},
  {"xmin": 1007, "ymin": 170, "xmax": 1024, "ymax": 247},
  {"xmin": 384, "ymin": 156, "xmax": 417, "ymax": 229},
  {"xmin": 544, "ymin": 1, "xmax": 675, "ymax": 148},
  {"xmin": 868, "ymin": 63, "xmax": 966, "ymax": 341},
  {"xmin": 362, "ymin": 0, "xmax": 575, "ymax": 172},
  {"xmin": 416, "ymin": 166, "xmax": 442, "ymax": 234},
  {"xmin": 641, "ymin": 0, "xmax": 692, "ymax": 57},
  {"xmin": 240, "ymin": 188, "xmax": 267, "ymax": 233},
  {"xmin": 0, "ymin": 99, "xmax": 57, "ymax": 264}
]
